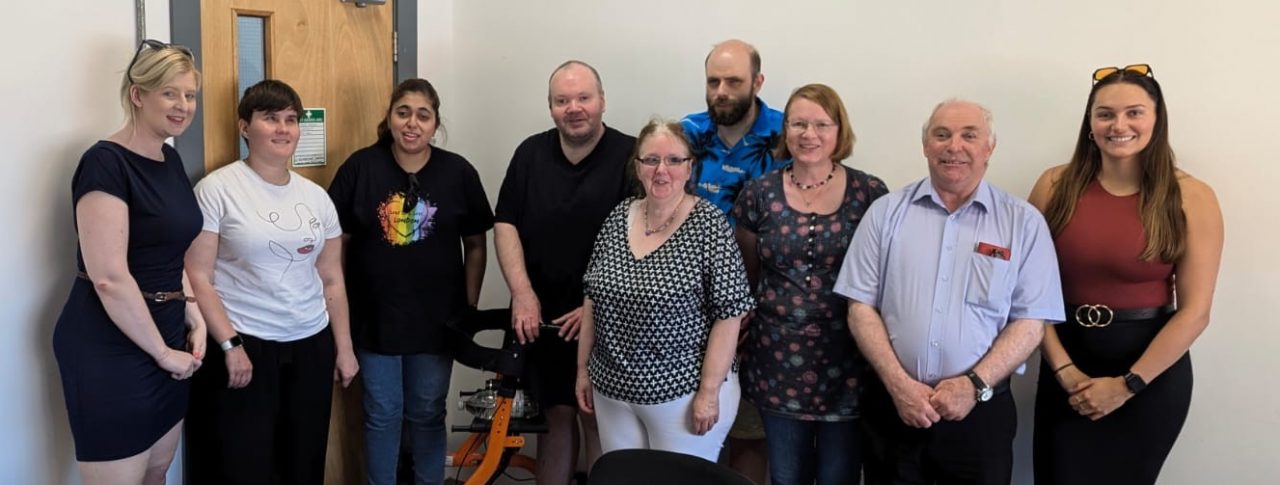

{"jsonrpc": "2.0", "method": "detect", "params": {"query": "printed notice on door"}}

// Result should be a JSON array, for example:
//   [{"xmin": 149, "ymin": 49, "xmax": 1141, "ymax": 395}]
[{"xmin": 293, "ymin": 108, "xmax": 327, "ymax": 167}]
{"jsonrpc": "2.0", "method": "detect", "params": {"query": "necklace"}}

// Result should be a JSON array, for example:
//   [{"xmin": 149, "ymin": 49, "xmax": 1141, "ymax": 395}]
[
  {"xmin": 789, "ymin": 163, "xmax": 837, "ymax": 190},
  {"xmin": 643, "ymin": 194, "xmax": 685, "ymax": 236}
]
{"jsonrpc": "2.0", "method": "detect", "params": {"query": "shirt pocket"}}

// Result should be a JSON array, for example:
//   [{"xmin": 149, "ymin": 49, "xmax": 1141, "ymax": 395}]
[{"xmin": 965, "ymin": 253, "xmax": 1011, "ymax": 310}]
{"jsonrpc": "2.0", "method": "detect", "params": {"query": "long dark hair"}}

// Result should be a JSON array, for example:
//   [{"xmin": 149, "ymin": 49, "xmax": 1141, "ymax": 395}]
[
  {"xmin": 1043, "ymin": 70, "xmax": 1185, "ymax": 262},
  {"xmin": 376, "ymin": 78, "xmax": 443, "ymax": 145}
]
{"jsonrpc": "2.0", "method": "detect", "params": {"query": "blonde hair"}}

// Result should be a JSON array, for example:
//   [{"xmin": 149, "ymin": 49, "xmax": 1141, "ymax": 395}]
[{"xmin": 118, "ymin": 46, "xmax": 202, "ymax": 124}]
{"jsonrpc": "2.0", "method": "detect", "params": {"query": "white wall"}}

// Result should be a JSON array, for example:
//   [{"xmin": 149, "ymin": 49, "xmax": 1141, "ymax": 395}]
[
  {"xmin": 425, "ymin": 1, "xmax": 1280, "ymax": 483},
  {"xmin": 0, "ymin": 2, "xmax": 137, "ymax": 483},
  {"xmin": 5, "ymin": 1, "xmax": 1277, "ymax": 483}
]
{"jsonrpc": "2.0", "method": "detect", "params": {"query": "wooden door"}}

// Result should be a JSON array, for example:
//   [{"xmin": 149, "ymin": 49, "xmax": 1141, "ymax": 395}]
[
  {"xmin": 198, "ymin": 1, "xmax": 394, "ymax": 483},
  {"xmin": 200, "ymin": 0, "xmax": 393, "ymax": 188}
]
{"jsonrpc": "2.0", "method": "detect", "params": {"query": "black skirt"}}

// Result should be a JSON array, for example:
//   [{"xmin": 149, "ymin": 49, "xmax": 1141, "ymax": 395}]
[{"xmin": 1033, "ymin": 311, "xmax": 1192, "ymax": 485}]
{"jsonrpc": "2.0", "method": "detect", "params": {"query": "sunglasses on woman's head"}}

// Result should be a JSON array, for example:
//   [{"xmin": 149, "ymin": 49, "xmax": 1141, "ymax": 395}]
[
  {"xmin": 1092, "ymin": 64, "xmax": 1153, "ymax": 84},
  {"xmin": 127, "ymin": 39, "xmax": 196, "ymax": 84}
]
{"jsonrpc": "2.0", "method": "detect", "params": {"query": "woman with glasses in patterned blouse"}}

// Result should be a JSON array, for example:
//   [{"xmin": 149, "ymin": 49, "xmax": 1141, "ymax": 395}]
[{"xmin": 575, "ymin": 119, "xmax": 755, "ymax": 462}]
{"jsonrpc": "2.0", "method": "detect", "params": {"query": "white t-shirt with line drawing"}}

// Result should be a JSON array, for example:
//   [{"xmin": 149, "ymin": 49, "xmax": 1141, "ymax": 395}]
[{"xmin": 195, "ymin": 160, "xmax": 342, "ymax": 342}]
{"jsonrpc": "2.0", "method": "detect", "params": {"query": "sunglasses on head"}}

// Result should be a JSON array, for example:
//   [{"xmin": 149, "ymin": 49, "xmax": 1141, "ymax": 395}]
[
  {"xmin": 127, "ymin": 39, "xmax": 196, "ymax": 84},
  {"xmin": 1092, "ymin": 64, "xmax": 1153, "ymax": 84}
]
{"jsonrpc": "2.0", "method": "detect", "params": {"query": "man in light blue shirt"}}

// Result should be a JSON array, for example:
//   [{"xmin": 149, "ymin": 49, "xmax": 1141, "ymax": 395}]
[{"xmin": 834, "ymin": 99, "xmax": 1064, "ymax": 485}]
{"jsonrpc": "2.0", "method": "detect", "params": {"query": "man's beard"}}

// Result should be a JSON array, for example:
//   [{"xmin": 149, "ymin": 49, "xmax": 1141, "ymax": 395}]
[
  {"xmin": 707, "ymin": 94, "xmax": 753, "ymax": 126},
  {"xmin": 561, "ymin": 125, "xmax": 599, "ymax": 147}
]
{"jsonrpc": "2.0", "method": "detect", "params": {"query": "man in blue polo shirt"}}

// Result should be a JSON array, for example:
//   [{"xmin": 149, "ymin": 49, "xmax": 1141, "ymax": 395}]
[
  {"xmin": 835, "ymin": 99, "xmax": 1065, "ymax": 485},
  {"xmin": 680, "ymin": 39, "xmax": 785, "ymax": 482},
  {"xmin": 682, "ymin": 39, "xmax": 787, "ymax": 221}
]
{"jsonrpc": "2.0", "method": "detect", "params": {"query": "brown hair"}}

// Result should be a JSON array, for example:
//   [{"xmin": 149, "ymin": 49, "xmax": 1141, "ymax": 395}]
[
  {"xmin": 774, "ymin": 83, "xmax": 855, "ymax": 162},
  {"xmin": 1043, "ymin": 71, "xmax": 1186, "ymax": 262},
  {"xmin": 237, "ymin": 79, "xmax": 303, "ymax": 123},
  {"xmin": 629, "ymin": 119, "xmax": 695, "ymax": 198}
]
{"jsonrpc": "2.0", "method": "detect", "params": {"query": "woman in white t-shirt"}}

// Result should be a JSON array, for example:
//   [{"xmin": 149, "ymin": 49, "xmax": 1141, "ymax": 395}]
[{"xmin": 184, "ymin": 79, "xmax": 359, "ymax": 484}]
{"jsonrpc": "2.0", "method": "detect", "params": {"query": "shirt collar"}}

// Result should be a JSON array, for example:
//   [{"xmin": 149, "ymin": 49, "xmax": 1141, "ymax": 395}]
[
  {"xmin": 747, "ymin": 97, "xmax": 782, "ymax": 138},
  {"xmin": 911, "ymin": 178, "xmax": 992, "ymax": 213}
]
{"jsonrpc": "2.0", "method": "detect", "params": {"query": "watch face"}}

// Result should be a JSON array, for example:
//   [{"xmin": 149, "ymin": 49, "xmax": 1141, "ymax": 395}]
[
  {"xmin": 1124, "ymin": 373, "xmax": 1147, "ymax": 394},
  {"xmin": 978, "ymin": 388, "xmax": 994, "ymax": 402}
]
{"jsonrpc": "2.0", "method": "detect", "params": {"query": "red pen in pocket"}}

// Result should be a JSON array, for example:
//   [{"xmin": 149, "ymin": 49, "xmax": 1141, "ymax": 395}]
[{"xmin": 975, "ymin": 242, "xmax": 1011, "ymax": 261}]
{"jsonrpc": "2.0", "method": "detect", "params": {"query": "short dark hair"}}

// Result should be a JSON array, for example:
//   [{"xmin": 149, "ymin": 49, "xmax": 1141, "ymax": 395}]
[{"xmin": 237, "ymin": 79, "xmax": 304, "ymax": 123}]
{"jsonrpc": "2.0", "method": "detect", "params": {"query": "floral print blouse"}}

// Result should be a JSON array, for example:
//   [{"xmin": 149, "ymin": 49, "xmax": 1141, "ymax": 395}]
[{"xmin": 733, "ymin": 165, "xmax": 887, "ymax": 420}]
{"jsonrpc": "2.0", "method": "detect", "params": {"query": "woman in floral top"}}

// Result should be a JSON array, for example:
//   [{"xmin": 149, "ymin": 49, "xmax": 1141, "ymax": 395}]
[{"xmin": 733, "ymin": 84, "xmax": 888, "ymax": 485}]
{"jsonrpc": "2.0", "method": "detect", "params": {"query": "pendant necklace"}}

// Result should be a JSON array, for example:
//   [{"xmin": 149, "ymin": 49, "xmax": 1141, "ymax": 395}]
[{"xmin": 644, "ymin": 194, "xmax": 685, "ymax": 236}]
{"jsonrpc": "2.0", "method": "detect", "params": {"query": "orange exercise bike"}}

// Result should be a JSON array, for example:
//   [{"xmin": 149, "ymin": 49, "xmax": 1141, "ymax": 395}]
[{"xmin": 444, "ymin": 309, "xmax": 551, "ymax": 484}]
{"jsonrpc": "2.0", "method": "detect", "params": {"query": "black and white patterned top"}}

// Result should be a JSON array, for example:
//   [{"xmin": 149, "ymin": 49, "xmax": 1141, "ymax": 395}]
[{"xmin": 583, "ymin": 197, "xmax": 755, "ymax": 405}]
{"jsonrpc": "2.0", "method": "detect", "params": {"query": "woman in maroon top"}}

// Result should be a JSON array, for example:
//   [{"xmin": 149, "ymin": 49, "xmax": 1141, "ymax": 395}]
[{"xmin": 1028, "ymin": 65, "xmax": 1224, "ymax": 485}]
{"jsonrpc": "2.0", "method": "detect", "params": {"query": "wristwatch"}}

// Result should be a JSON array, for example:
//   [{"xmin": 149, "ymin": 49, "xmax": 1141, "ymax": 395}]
[
  {"xmin": 966, "ymin": 370, "xmax": 993, "ymax": 402},
  {"xmin": 1123, "ymin": 372, "xmax": 1148, "ymax": 395},
  {"xmin": 219, "ymin": 335, "xmax": 244, "ymax": 352}
]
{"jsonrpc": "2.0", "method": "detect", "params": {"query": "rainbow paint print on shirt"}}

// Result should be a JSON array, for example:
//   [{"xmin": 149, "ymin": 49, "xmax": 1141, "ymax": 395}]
[{"xmin": 377, "ymin": 192, "xmax": 437, "ymax": 246}]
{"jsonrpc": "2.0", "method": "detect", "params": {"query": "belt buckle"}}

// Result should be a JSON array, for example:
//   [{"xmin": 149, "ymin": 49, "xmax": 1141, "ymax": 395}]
[{"xmin": 1075, "ymin": 304, "xmax": 1113, "ymax": 328}]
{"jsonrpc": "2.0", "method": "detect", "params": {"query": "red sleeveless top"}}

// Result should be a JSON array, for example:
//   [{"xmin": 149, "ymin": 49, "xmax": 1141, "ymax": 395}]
[{"xmin": 1054, "ymin": 181, "xmax": 1174, "ymax": 309}]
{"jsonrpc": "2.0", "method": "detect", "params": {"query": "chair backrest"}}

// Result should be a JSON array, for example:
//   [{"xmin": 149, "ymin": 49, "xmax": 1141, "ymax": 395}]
[{"xmin": 587, "ymin": 449, "xmax": 754, "ymax": 485}]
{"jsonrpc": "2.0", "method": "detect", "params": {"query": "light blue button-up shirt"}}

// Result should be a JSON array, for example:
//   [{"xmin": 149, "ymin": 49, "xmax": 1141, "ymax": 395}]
[{"xmin": 834, "ymin": 177, "xmax": 1065, "ymax": 385}]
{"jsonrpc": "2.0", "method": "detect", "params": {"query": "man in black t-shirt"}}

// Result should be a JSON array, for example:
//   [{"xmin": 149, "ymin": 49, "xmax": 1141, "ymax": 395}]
[{"xmin": 493, "ymin": 60, "xmax": 635, "ymax": 485}]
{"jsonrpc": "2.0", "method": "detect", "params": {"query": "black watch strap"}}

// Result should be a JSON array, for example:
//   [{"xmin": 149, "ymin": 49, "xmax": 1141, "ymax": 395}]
[
  {"xmin": 1123, "ymin": 372, "xmax": 1147, "ymax": 395},
  {"xmin": 966, "ymin": 370, "xmax": 993, "ymax": 402},
  {"xmin": 220, "ymin": 335, "xmax": 244, "ymax": 352}
]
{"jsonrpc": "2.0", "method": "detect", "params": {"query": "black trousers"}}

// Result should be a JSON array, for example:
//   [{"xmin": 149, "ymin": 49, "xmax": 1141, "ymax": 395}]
[
  {"xmin": 1033, "ymin": 313, "xmax": 1191, "ymax": 485},
  {"xmin": 186, "ymin": 326, "xmax": 337, "ymax": 485},
  {"xmin": 861, "ymin": 377, "xmax": 1017, "ymax": 485}
]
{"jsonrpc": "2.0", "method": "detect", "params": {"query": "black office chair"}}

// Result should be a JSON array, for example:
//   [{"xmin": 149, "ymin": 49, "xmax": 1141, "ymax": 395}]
[{"xmin": 587, "ymin": 449, "xmax": 755, "ymax": 485}]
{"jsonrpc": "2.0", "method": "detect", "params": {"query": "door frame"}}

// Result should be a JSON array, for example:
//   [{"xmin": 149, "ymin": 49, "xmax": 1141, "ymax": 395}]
[{"xmin": 169, "ymin": 0, "xmax": 416, "ymax": 181}]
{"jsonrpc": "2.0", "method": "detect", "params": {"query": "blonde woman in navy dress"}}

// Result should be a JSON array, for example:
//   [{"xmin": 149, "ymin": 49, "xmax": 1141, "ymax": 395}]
[{"xmin": 52, "ymin": 40, "xmax": 205, "ymax": 484}]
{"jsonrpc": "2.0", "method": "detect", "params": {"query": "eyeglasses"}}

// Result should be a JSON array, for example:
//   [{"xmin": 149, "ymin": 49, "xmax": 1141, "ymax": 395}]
[
  {"xmin": 127, "ymin": 39, "xmax": 196, "ymax": 84},
  {"xmin": 786, "ymin": 120, "xmax": 837, "ymax": 134},
  {"xmin": 1092, "ymin": 64, "xmax": 1153, "ymax": 84},
  {"xmin": 636, "ymin": 156, "xmax": 693, "ymax": 167}
]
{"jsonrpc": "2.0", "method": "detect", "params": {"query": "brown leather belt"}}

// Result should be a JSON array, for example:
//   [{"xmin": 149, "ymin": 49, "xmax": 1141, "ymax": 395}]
[{"xmin": 77, "ymin": 271, "xmax": 194, "ymax": 303}]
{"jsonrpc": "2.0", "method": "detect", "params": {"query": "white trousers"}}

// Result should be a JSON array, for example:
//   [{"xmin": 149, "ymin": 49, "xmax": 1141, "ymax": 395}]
[{"xmin": 592, "ymin": 373, "xmax": 740, "ymax": 462}]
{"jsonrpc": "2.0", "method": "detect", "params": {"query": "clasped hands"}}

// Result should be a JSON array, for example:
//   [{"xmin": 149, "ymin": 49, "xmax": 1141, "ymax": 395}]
[
  {"xmin": 889, "ymin": 376, "xmax": 980, "ymax": 428},
  {"xmin": 1055, "ymin": 366, "xmax": 1132, "ymax": 421}
]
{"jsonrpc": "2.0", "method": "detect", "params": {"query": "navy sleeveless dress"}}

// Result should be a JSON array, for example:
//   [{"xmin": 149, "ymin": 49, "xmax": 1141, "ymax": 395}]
[{"xmin": 52, "ymin": 141, "xmax": 201, "ymax": 461}]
